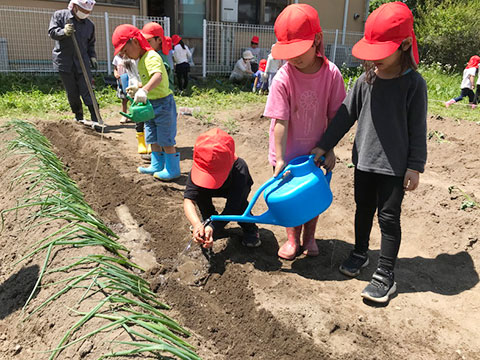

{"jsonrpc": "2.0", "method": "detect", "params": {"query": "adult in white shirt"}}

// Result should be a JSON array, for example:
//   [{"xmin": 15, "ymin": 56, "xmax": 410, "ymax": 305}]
[
  {"xmin": 229, "ymin": 50, "xmax": 254, "ymax": 82},
  {"xmin": 172, "ymin": 34, "xmax": 192, "ymax": 91}
]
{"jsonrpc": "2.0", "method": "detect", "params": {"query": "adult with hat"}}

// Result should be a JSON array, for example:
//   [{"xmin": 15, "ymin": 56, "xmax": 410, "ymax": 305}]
[
  {"xmin": 229, "ymin": 50, "xmax": 255, "ymax": 82},
  {"xmin": 183, "ymin": 128, "xmax": 261, "ymax": 249},
  {"xmin": 172, "ymin": 34, "xmax": 192, "ymax": 91},
  {"xmin": 48, "ymin": 0, "xmax": 100, "ymax": 125},
  {"xmin": 247, "ymin": 35, "xmax": 261, "ymax": 72}
]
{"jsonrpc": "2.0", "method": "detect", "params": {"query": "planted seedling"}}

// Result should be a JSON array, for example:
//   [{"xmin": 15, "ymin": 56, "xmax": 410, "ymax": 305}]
[{"xmin": 448, "ymin": 185, "xmax": 478, "ymax": 210}]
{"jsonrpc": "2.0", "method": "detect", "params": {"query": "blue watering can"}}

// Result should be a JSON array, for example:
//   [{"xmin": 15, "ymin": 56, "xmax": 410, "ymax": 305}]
[{"xmin": 210, "ymin": 155, "xmax": 333, "ymax": 227}]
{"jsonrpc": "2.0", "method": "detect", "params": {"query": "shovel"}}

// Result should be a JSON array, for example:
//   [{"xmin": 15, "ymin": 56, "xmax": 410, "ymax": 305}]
[{"xmin": 69, "ymin": 21, "xmax": 105, "ymax": 131}]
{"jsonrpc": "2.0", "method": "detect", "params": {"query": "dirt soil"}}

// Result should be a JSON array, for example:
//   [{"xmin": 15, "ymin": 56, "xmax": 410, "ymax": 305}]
[{"xmin": 0, "ymin": 105, "xmax": 479, "ymax": 360}]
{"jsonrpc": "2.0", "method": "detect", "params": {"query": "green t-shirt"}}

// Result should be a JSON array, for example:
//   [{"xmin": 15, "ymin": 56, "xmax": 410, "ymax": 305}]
[
  {"xmin": 159, "ymin": 52, "xmax": 175, "ymax": 91},
  {"xmin": 138, "ymin": 50, "xmax": 172, "ymax": 100}
]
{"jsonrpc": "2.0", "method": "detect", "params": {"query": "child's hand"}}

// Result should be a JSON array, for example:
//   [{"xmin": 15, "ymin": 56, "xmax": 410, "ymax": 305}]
[
  {"xmin": 404, "ymin": 169, "xmax": 419, "ymax": 191},
  {"xmin": 126, "ymin": 85, "xmax": 138, "ymax": 97},
  {"xmin": 273, "ymin": 159, "xmax": 286, "ymax": 177},
  {"xmin": 192, "ymin": 223, "xmax": 214, "ymax": 248},
  {"xmin": 311, "ymin": 147, "xmax": 327, "ymax": 164},
  {"xmin": 323, "ymin": 149, "xmax": 336, "ymax": 171},
  {"xmin": 64, "ymin": 23, "xmax": 74, "ymax": 37},
  {"xmin": 134, "ymin": 88, "xmax": 148, "ymax": 103}
]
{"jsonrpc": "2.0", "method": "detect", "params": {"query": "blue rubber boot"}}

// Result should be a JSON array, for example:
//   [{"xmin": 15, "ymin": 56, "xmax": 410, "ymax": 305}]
[
  {"xmin": 138, "ymin": 151, "xmax": 164, "ymax": 174},
  {"xmin": 154, "ymin": 152, "xmax": 181, "ymax": 181}
]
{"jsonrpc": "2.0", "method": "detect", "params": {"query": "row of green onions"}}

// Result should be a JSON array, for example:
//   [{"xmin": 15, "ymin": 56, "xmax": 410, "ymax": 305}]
[{"xmin": 1, "ymin": 120, "xmax": 200, "ymax": 360}]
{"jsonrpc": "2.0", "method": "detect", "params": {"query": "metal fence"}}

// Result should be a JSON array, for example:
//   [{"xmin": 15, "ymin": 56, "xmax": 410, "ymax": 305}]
[
  {"xmin": 202, "ymin": 20, "xmax": 363, "ymax": 77},
  {"xmin": 0, "ymin": 6, "xmax": 170, "ymax": 74}
]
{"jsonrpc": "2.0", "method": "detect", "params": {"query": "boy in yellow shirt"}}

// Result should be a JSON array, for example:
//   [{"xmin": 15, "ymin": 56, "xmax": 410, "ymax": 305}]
[{"xmin": 112, "ymin": 24, "xmax": 180, "ymax": 180}]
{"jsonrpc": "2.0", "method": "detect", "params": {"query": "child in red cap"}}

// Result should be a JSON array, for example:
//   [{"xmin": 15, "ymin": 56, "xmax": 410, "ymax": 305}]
[
  {"xmin": 445, "ymin": 55, "xmax": 480, "ymax": 109},
  {"xmin": 184, "ymin": 128, "xmax": 260, "ymax": 248},
  {"xmin": 172, "ymin": 35, "xmax": 192, "ymax": 91},
  {"xmin": 112, "ymin": 24, "xmax": 180, "ymax": 181},
  {"xmin": 312, "ymin": 2, "xmax": 427, "ymax": 303},
  {"xmin": 253, "ymin": 59, "xmax": 268, "ymax": 94},
  {"xmin": 247, "ymin": 35, "xmax": 261, "ymax": 73},
  {"xmin": 141, "ymin": 22, "xmax": 175, "ymax": 91},
  {"xmin": 263, "ymin": 4, "xmax": 346, "ymax": 261}
]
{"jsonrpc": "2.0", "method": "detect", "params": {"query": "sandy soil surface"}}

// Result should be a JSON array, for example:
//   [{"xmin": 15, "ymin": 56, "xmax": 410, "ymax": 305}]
[{"xmin": 0, "ymin": 104, "xmax": 479, "ymax": 360}]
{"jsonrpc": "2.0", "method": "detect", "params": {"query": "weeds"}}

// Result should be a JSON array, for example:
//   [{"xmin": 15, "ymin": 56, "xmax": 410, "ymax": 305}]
[
  {"xmin": 448, "ymin": 185, "xmax": 478, "ymax": 210},
  {"xmin": 428, "ymin": 130, "xmax": 448, "ymax": 143}
]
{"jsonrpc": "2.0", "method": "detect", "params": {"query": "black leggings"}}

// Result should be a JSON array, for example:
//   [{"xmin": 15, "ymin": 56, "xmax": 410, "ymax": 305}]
[
  {"xmin": 175, "ymin": 62, "xmax": 190, "ymax": 90},
  {"xmin": 454, "ymin": 88, "xmax": 475, "ymax": 103},
  {"xmin": 474, "ymin": 85, "xmax": 480, "ymax": 104},
  {"xmin": 354, "ymin": 169, "xmax": 405, "ymax": 271}
]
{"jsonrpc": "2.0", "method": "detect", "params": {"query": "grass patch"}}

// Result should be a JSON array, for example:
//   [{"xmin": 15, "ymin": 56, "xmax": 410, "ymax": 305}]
[{"xmin": 1, "ymin": 67, "xmax": 479, "ymax": 124}]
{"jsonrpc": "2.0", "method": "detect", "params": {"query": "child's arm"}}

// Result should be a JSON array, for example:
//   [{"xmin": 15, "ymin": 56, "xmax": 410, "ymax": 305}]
[
  {"xmin": 131, "ymin": 72, "xmax": 162, "ymax": 103},
  {"xmin": 470, "ymin": 74, "xmax": 475, "ymax": 89},
  {"xmin": 273, "ymin": 119, "xmax": 288, "ymax": 177},
  {"xmin": 183, "ymin": 199, "xmax": 213, "ymax": 248},
  {"xmin": 405, "ymin": 75, "xmax": 428, "ymax": 191},
  {"xmin": 113, "ymin": 66, "xmax": 119, "ymax": 79}
]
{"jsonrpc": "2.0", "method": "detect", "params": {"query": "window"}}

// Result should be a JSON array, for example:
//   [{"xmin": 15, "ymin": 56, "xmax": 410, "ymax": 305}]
[
  {"xmin": 94, "ymin": 0, "xmax": 140, "ymax": 6},
  {"xmin": 238, "ymin": 0, "xmax": 260, "ymax": 24},
  {"xmin": 179, "ymin": 0, "xmax": 206, "ymax": 37},
  {"xmin": 264, "ymin": 0, "xmax": 288, "ymax": 25}
]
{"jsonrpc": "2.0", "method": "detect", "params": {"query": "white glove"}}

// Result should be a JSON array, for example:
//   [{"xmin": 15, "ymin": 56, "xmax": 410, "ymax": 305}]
[
  {"xmin": 64, "ymin": 23, "xmax": 74, "ymax": 37},
  {"xmin": 125, "ymin": 85, "xmax": 139, "ymax": 98},
  {"xmin": 134, "ymin": 88, "xmax": 148, "ymax": 104}
]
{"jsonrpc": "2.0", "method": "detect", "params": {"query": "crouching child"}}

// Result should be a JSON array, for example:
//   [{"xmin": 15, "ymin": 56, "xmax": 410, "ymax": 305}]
[{"xmin": 183, "ymin": 128, "xmax": 261, "ymax": 249}]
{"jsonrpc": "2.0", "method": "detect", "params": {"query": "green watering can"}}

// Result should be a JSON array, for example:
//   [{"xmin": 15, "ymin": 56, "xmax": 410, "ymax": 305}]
[{"xmin": 120, "ymin": 95, "xmax": 155, "ymax": 123}]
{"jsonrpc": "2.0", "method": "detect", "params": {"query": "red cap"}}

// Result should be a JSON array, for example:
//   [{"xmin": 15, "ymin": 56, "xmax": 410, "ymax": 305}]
[
  {"xmin": 191, "ymin": 128, "xmax": 237, "ymax": 189},
  {"xmin": 352, "ymin": 2, "xmax": 419, "ymax": 64},
  {"xmin": 112, "ymin": 24, "xmax": 153, "ymax": 55},
  {"xmin": 141, "ymin": 22, "xmax": 164, "ymax": 40},
  {"xmin": 163, "ymin": 36, "xmax": 172, "ymax": 55},
  {"xmin": 272, "ymin": 4, "xmax": 321, "ymax": 60},
  {"xmin": 251, "ymin": 35, "xmax": 259, "ymax": 44},
  {"xmin": 172, "ymin": 34, "xmax": 182, "ymax": 46},
  {"xmin": 259, "ymin": 59, "xmax": 267, "ymax": 72},
  {"xmin": 466, "ymin": 55, "xmax": 480, "ymax": 69}
]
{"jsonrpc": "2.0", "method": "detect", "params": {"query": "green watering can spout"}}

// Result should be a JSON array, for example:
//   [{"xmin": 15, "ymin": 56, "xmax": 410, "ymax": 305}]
[{"xmin": 119, "ymin": 111, "xmax": 133, "ymax": 120}]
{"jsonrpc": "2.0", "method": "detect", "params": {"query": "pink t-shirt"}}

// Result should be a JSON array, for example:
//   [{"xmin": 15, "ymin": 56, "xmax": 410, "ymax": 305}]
[{"xmin": 263, "ymin": 60, "xmax": 346, "ymax": 166}]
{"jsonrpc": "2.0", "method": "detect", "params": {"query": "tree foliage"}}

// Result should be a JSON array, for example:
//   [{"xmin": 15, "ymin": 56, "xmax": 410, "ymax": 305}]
[
  {"xmin": 368, "ymin": 0, "xmax": 478, "ymax": 70},
  {"xmin": 416, "ymin": 0, "xmax": 480, "ymax": 69}
]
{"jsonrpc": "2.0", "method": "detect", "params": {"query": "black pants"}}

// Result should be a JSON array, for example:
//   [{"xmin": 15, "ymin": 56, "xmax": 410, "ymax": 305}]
[
  {"xmin": 59, "ymin": 71, "xmax": 99, "ymax": 122},
  {"xmin": 175, "ymin": 62, "xmax": 190, "ymax": 91},
  {"xmin": 354, "ymin": 169, "xmax": 405, "ymax": 271},
  {"xmin": 474, "ymin": 85, "xmax": 480, "ymax": 104},
  {"xmin": 454, "ymin": 87, "xmax": 475, "ymax": 103},
  {"xmin": 195, "ymin": 189, "xmax": 257, "ymax": 234}
]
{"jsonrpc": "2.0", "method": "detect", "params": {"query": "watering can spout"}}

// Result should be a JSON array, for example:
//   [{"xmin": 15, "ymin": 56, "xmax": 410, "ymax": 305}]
[
  {"xmin": 119, "ymin": 111, "xmax": 133, "ymax": 120},
  {"xmin": 210, "ymin": 210, "xmax": 280, "ymax": 226}
]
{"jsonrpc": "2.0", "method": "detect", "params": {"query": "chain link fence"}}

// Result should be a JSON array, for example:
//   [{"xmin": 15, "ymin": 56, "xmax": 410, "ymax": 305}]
[
  {"xmin": 0, "ymin": 5, "xmax": 169, "ymax": 74},
  {"xmin": 202, "ymin": 20, "xmax": 363, "ymax": 77}
]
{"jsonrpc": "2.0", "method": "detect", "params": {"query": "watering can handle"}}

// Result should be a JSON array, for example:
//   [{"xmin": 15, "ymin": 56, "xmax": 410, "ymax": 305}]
[
  {"xmin": 126, "ymin": 94, "xmax": 147, "ymax": 106},
  {"xmin": 278, "ymin": 155, "xmax": 332, "ymax": 184}
]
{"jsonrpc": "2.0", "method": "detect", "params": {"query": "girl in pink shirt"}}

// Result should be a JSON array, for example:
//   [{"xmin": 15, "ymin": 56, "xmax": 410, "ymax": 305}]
[{"xmin": 263, "ymin": 4, "xmax": 346, "ymax": 260}]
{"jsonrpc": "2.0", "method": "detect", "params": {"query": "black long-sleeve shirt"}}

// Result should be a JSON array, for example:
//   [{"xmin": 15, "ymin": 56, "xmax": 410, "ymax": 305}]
[
  {"xmin": 318, "ymin": 70, "xmax": 427, "ymax": 176},
  {"xmin": 48, "ymin": 9, "xmax": 96, "ymax": 74}
]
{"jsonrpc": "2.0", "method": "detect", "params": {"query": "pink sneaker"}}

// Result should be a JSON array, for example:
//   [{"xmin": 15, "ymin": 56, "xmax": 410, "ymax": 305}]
[{"xmin": 445, "ymin": 99, "xmax": 455, "ymax": 108}]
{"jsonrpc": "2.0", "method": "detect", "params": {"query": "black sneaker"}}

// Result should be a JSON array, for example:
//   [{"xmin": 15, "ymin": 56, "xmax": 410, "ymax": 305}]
[
  {"xmin": 242, "ymin": 229, "xmax": 261, "ymax": 248},
  {"xmin": 339, "ymin": 250, "xmax": 369, "ymax": 277},
  {"xmin": 361, "ymin": 268, "xmax": 397, "ymax": 303}
]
